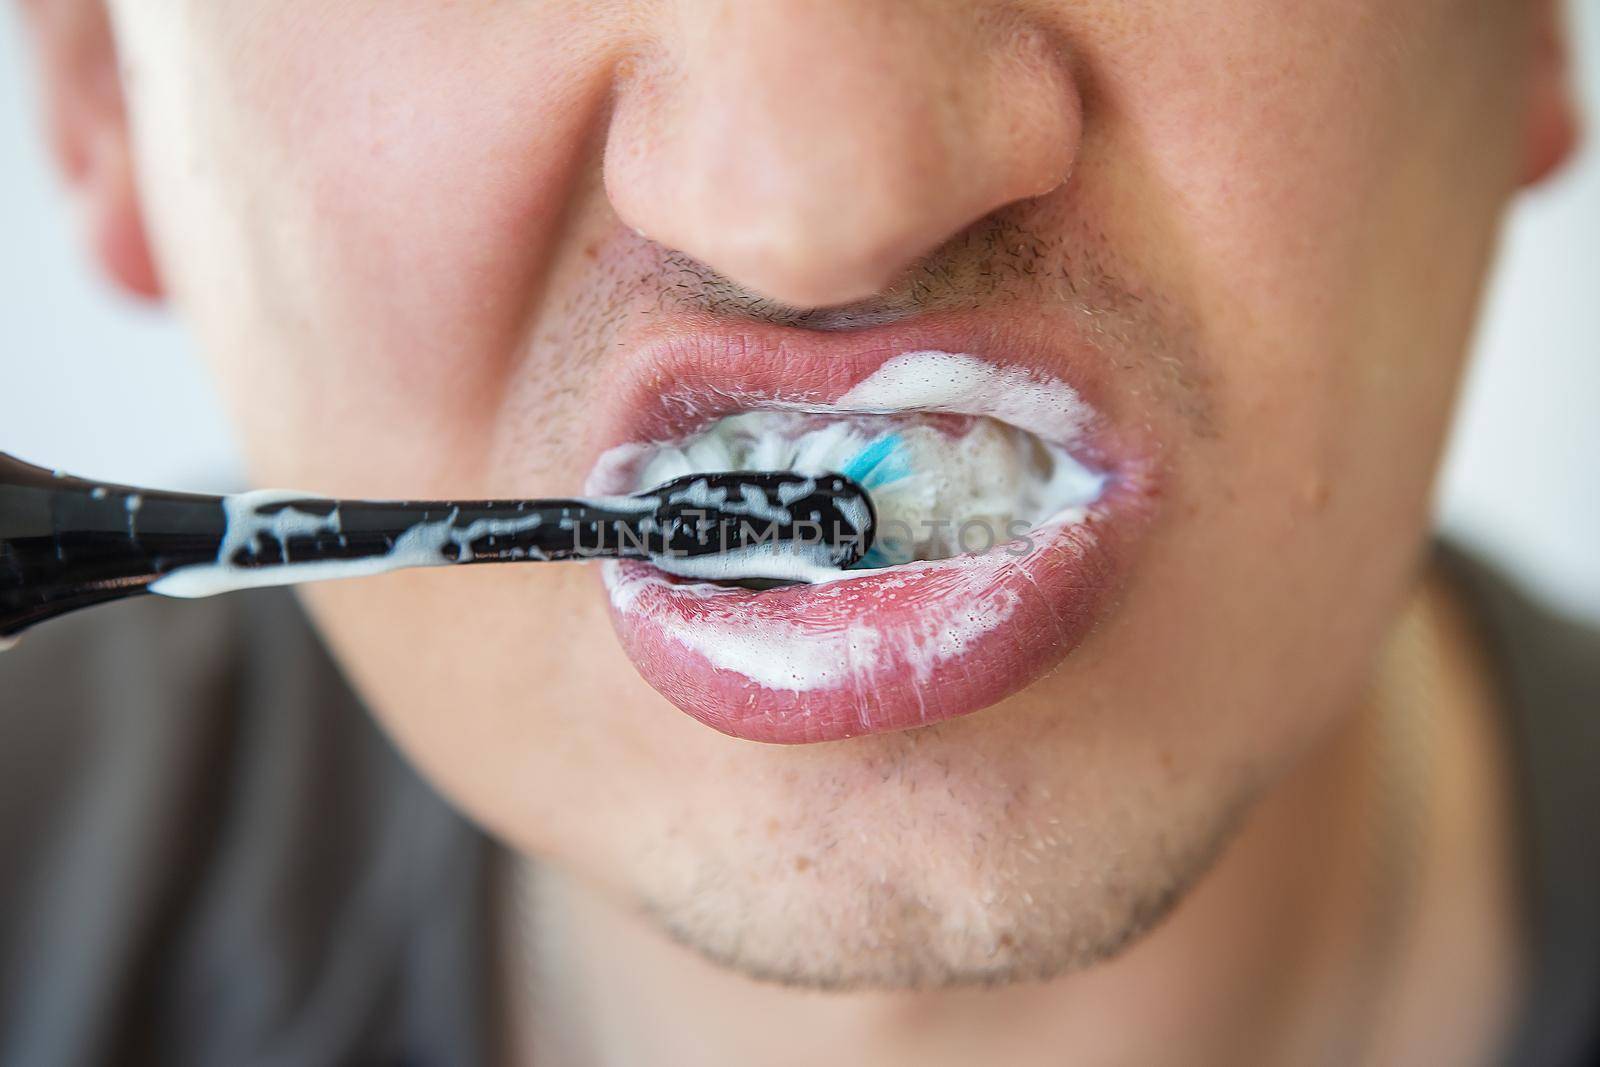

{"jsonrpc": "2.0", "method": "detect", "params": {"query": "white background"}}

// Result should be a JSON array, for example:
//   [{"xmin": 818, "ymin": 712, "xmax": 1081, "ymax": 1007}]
[{"xmin": 2, "ymin": 7, "xmax": 1597, "ymax": 622}]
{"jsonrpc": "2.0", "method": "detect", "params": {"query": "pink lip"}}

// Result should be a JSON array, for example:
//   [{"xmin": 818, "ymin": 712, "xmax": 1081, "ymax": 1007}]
[{"xmin": 585, "ymin": 314, "xmax": 1160, "ymax": 744}]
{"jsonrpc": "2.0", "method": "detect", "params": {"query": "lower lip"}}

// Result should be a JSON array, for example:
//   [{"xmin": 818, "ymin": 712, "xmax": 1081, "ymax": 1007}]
[{"xmin": 600, "ymin": 474, "xmax": 1152, "ymax": 745}]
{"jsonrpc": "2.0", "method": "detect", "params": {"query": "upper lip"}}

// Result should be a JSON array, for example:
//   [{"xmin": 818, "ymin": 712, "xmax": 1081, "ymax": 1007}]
[{"xmin": 581, "ymin": 310, "xmax": 1142, "ymax": 491}]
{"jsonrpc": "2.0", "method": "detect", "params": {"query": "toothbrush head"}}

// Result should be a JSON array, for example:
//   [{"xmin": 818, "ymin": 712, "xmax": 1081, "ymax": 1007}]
[{"xmin": 642, "ymin": 471, "xmax": 876, "ymax": 571}]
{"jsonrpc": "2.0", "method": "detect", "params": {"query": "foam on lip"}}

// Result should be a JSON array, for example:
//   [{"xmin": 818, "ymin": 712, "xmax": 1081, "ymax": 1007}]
[
  {"xmin": 602, "ymin": 512, "xmax": 1097, "ymax": 697},
  {"xmin": 586, "ymin": 350, "xmax": 1097, "ymax": 489},
  {"xmin": 822, "ymin": 350, "xmax": 1096, "ymax": 442}
]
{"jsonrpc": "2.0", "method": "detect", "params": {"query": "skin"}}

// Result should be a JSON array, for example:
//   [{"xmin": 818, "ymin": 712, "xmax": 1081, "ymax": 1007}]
[{"xmin": 18, "ymin": 0, "xmax": 1579, "ymax": 1062}]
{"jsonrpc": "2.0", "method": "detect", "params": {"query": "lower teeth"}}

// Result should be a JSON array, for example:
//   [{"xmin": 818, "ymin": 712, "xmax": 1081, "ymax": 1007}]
[{"xmin": 634, "ymin": 412, "xmax": 1105, "ymax": 567}]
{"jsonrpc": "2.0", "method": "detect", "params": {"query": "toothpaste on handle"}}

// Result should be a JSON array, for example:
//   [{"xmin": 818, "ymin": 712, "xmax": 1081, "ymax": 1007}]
[
  {"xmin": 0, "ymin": 449, "xmax": 878, "ymax": 646},
  {"xmin": 145, "ymin": 473, "xmax": 876, "ymax": 598}
]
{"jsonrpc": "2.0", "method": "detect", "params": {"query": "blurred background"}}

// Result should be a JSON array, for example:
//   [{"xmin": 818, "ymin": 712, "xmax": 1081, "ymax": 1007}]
[{"xmin": 2, "ymin": 7, "xmax": 1597, "ymax": 623}]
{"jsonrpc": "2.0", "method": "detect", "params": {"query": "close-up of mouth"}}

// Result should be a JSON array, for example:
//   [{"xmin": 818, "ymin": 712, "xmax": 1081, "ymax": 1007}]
[{"xmin": 585, "ymin": 319, "xmax": 1161, "ymax": 743}]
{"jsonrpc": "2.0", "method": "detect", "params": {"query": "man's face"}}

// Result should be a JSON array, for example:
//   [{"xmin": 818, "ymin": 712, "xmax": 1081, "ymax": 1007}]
[{"xmin": 105, "ymin": 0, "xmax": 1540, "ymax": 984}]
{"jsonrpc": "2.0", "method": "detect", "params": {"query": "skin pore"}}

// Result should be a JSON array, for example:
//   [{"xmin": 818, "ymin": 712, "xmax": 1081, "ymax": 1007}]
[{"xmin": 18, "ymin": 0, "xmax": 1577, "ymax": 1063}]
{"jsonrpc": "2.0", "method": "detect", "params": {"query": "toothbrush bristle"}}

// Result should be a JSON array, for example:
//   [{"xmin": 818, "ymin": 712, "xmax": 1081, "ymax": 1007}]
[
  {"xmin": 837, "ymin": 433, "xmax": 922, "ymax": 569},
  {"xmin": 843, "ymin": 433, "xmax": 914, "ymax": 491},
  {"xmin": 841, "ymin": 435, "xmax": 895, "ymax": 483}
]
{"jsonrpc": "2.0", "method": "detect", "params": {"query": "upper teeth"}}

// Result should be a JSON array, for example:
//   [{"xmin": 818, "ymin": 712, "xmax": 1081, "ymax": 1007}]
[{"xmin": 634, "ymin": 411, "xmax": 1106, "ymax": 566}]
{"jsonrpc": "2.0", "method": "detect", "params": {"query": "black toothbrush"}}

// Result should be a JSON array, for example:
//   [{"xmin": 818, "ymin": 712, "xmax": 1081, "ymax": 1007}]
[{"xmin": 0, "ymin": 451, "xmax": 875, "ymax": 646}]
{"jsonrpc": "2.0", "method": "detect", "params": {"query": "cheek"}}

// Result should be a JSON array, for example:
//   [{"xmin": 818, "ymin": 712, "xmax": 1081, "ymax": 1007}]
[
  {"xmin": 1086, "ymin": 0, "xmax": 1519, "ymax": 537},
  {"xmin": 138, "ymin": 2, "xmax": 617, "ymax": 496},
  {"xmin": 1040, "ymin": 0, "xmax": 1522, "ymax": 779}
]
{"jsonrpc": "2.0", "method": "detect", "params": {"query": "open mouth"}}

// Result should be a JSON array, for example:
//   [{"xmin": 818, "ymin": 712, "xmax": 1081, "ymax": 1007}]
[
  {"xmin": 587, "ymin": 330, "xmax": 1157, "ymax": 744},
  {"xmin": 629, "ymin": 410, "xmax": 1107, "ymax": 576}
]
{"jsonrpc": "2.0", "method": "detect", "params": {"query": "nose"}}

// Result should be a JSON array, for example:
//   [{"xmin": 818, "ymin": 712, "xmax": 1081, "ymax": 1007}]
[{"xmin": 605, "ymin": 2, "xmax": 1082, "ymax": 309}]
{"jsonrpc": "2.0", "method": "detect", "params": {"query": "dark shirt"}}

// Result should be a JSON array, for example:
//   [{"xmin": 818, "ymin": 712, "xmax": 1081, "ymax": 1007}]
[
  {"xmin": 0, "ymin": 588, "xmax": 493, "ymax": 1067},
  {"xmin": 0, "ymin": 547, "xmax": 1596, "ymax": 1066}
]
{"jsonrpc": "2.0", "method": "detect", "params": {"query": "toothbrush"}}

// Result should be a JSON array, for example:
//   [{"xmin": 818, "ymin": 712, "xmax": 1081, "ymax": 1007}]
[{"xmin": 0, "ymin": 451, "xmax": 875, "ymax": 646}]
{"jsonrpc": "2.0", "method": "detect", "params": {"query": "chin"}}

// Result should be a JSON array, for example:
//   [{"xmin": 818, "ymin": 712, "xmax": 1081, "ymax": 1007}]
[{"xmin": 615, "ymin": 710, "xmax": 1254, "ymax": 991}]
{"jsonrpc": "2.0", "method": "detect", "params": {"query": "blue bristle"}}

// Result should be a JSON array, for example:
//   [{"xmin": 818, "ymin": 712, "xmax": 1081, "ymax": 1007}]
[
  {"xmin": 867, "ymin": 452, "xmax": 912, "ymax": 489},
  {"xmin": 841, "ymin": 434, "xmax": 917, "ymax": 569},
  {"xmin": 843, "ymin": 433, "xmax": 914, "ymax": 491},
  {"xmin": 841, "ymin": 435, "xmax": 896, "ymax": 483},
  {"xmin": 857, "ymin": 547, "xmax": 893, "ymax": 569}
]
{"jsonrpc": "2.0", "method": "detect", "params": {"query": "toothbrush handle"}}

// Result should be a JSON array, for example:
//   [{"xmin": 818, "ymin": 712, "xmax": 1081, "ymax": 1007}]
[
  {"xmin": 0, "ymin": 452, "xmax": 651, "ymax": 642},
  {"xmin": 0, "ymin": 453, "xmax": 607, "ymax": 642},
  {"xmin": 0, "ymin": 452, "xmax": 229, "ymax": 641},
  {"xmin": 3, "ymin": 451, "xmax": 873, "ymax": 644}
]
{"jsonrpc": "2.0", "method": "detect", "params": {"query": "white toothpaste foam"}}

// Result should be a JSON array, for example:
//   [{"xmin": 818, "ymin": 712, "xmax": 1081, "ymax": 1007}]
[
  {"xmin": 604, "ymin": 540, "xmax": 1076, "ymax": 704},
  {"xmin": 604, "ymin": 505, "xmax": 1096, "ymax": 696},
  {"xmin": 827, "ymin": 351, "xmax": 1095, "ymax": 442}
]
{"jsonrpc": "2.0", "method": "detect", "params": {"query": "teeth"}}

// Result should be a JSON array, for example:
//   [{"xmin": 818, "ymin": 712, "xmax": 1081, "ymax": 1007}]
[{"xmin": 634, "ymin": 412, "xmax": 1106, "ymax": 566}]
